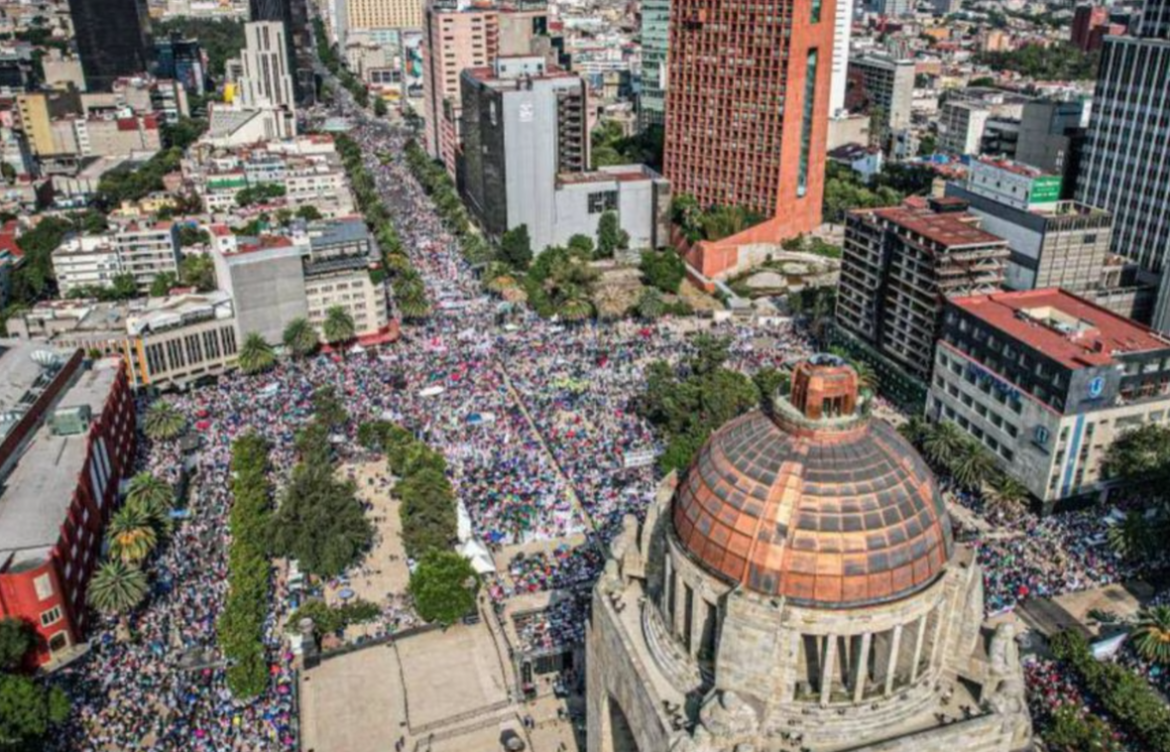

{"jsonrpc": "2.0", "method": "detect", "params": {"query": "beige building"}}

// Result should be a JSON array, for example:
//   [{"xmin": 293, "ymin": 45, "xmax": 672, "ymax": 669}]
[
  {"xmin": 588, "ymin": 357, "xmax": 1032, "ymax": 752},
  {"xmin": 346, "ymin": 0, "xmax": 422, "ymax": 30},
  {"xmin": 8, "ymin": 292, "xmax": 240, "ymax": 389}
]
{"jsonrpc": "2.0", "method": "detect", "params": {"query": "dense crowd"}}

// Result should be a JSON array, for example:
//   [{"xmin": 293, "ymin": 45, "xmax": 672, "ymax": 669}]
[{"xmin": 45, "ymin": 76, "xmax": 1168, "ymax": 752}]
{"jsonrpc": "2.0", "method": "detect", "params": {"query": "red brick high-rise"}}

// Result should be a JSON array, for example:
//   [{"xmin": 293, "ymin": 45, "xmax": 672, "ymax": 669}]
[{"xmin": 663, "ymin": 0, "xmax": 836, "ymax": 241}]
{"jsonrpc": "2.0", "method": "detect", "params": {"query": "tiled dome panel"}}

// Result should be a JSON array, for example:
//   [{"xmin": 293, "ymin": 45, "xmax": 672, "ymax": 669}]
[{"xmin": 672, "ymin": 411, "xmax": 952, "ymax": 609}]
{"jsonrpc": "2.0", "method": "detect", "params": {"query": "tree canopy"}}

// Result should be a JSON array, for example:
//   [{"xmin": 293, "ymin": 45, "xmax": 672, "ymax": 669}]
[{"xmin": 409, "ymin": 551, "xmax": 479, "ymax": 624}]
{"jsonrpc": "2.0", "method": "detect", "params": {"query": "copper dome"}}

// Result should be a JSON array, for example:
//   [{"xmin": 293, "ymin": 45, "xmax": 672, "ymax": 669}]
[{"xmin": 672, "ymin": 362, "xmax": 952, "ymax": 609}]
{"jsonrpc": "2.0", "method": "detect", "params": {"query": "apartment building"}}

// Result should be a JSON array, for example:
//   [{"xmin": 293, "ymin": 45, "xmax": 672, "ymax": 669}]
[
  {"xmin": 52, "ymin": 235, "xmax": 123, "ymax": 295},
  {"xmin": 928, "ymin": 289, "xmax": 1170, "ymax": 505},
  {"xmin": 837, "ymin": 196, "xmax": 1009, "ymax": 382},
  {"xmin": 113, "ymin": 222, "xmax": 181, "ymax": 291},
  {"xmin": 846, "ymin": 53, "xmax": 915, "ymax": 131},
  {"xmin": 940, "ymin": 101, "xmax": 991, "ymax": 155}
]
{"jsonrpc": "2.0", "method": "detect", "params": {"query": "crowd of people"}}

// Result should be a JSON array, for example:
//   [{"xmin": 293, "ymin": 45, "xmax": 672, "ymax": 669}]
[{"xmin": 44, "ymin": 70, "xmax": 1169, "ymax": 752}]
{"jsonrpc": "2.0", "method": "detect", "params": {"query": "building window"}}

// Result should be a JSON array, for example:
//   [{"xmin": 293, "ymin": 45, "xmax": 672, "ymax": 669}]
[
  {"xmin": 811, "ymin": 0, "xmax": 822, "ymax": 22},
  {"xmin": 40, "ymin": 606, "xmax": 62, "ymax": 627},
  {"xmin": 796, "ymin": 49, "xmax": 819, "ymax": 198},
  {"xmin": 587, "ymin": 190, "xmax": 618, "ymax": 214},
  {"xmin": 33, "ymin": 574, "xmax": 53, "ymax": 600}
]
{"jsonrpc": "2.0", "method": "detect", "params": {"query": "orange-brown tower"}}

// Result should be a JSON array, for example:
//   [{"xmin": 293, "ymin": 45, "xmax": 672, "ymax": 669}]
[{"xmin": 662, "ymin": 0, "xmax": 835, "ymax": 238}]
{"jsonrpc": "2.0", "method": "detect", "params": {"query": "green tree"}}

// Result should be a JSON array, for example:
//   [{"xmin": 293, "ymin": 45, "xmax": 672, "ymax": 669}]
[
  {"xmin": 282, "ymin": 317, "xmax": 319, "ymax": 358},
  {"xmin": 149, "ymin": 271, "xmax": 179, "ymax": 297},
  {"xmin": 567, "ymin": 234, "xmax": 595, "ymax": 257},
  {"xmin": 1103, "ymin": 423, "xmax": 1170, "ymax": 481},
  {"xmin": 179, "ymin": 253, "xmax": 216, "ymax": 291},
  {"xmin": 268, "ymin": 462, "xmax": 373, "ymax": 577},
  {"xmin": 1106, "ymin": 510, "xmax": 1156, "ymax": 562},
  {"xmin": 0, "ymin": 618, "xmax": 32, "ymax": 670},
  {"xmin": 985, "ymin": 474, "xmax": 1029, "ymax": 517},
  {"xmin": 144, "ymin": 401, "xmax": 185, "ymax": 441},
  {"xmin": 640, "ymin": 249, "xmax": 685, "ymax": 294},
  {"xmin": 87, "ymin": 559, "xmax": 148, "ymax": 619},
  {"xmin": 178, "ymin": 226, "xmax": 211, "ymax": 248},
  {"xmin": 409, "ymin": 551, "xmax": 479, "ymax": 624},
  {"xmin": 111, "ymin": 273, "xmax": 139, "ymax": 300},
  {"xmin": 752, "ymin": 367, "xmax": 790, "ymax": 405},
  {"xmin": 237, "ymin": 332, "xmax": 276, "ymax": 375},
  {"xmin": 125, "ymin": 472, "xmax": 173, "ymax": 521},
  {"xmin": 322, "ymin": 306, "xmax": 356, "ymax": 348},
  {"xmin": 296, "ymin": 205, "xmax": 323, "ymax": 222},
  {"xmin": 596, "ymin": 211, "xmax": 621, "ymax": 258},
  {"xmin": 922, "ymin": 421, "xmax": 965, "ymax": 468},
  {"xmin": 499, "ymin": 225, "xmax": 533, "ymax": 270},
  {"xmin": 0, "ymin": 674, "xmax": 70, "ymax": 750},
  {"xmin": 373, "ymin": 97, "xmax": 388, "ymax": 117},
  {"xmin": 1044, "ymin": 705, "xmax": 1123, "ymax": 752}
]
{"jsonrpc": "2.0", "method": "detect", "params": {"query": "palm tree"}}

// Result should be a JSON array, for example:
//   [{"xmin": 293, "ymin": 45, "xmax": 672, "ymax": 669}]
[
  {"xmin": 143, "ymin": 401, "xmax": 185, "ymax": 441},
  {"xmin": 593, "ymin": 283, "xmax": 630, "ymax": 320},
  {"xmin": 126, "ymin": 472, "xmax": 173, "ymax": 520},
  {"xmin": 985, "ymin": 474, "xmax": 1029, "ymax": 517},
  {"xmin": 87, "ymin": 559, "xmax": 148, "ymax": 620},
  {"xmin": 396, "ymin": 287, "xmax": 431, "ymax": 320},
  {"xmin": 852, "ymin": 360, "xmax": 876, "ymax": 393},
  {"xmin": 898, "ymin": 416, "xmax": 931, "ymax": 448},
  {"xmin": 923, "ymin": 421, "xmax": 965, "ymax": 469},
  {"xmin": 1107, "ymin": 510, "xmax": 1155, "ymax": 561},
  {"xmin": 237, "ymin": 332, "xmax": 276, "ymax": 375},
  {"xmin": 951, "ymin": 439, "xmax": 997, "ymax": 491},
  {"xmin": 283, "ymin": 317, "xmax": 320, "ymax": 358},
  {"xmin": 559, "ymin": 295, "xmax": 594, "ymax": 322},
  {"xmin": 107, "ymin": 505, "xmax": 159, "ymax": 564},
  {"xmin": 322, "ymin": 306, "xmax": 357, "ymax": 348},
  {"xmin": 1131, "ymin": 606, "xmax": 1170, "ymax": 665}
]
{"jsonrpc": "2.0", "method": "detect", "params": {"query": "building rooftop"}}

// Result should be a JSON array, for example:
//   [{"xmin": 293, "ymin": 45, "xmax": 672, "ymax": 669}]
[
  {"xmin": 951, "ymin": 289, "xmax": 1170, "ymax": 369},
  {"xmin": 0, "ymin": 356, "xmax": 119, "ymax": 566},
  {"xmin": 975, "ymin": 157, "xmax": 1049, "ymax": 178},
  {"xmin": 868, "ymin": 201, "xmax": 1006, "ymax": 249},
  {"xmin": 125, "ymin": 291, "xmax": 234, "ymax": 337}
]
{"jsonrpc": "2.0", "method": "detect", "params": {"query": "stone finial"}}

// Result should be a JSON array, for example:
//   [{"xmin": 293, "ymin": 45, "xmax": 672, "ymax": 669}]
[{"xmin": 699, "ymin": 690, "xmax": 759, "ymax": 737}]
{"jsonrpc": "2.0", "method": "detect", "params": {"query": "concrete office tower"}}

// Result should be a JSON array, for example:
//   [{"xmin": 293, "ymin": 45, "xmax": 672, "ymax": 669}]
[
  {"xmin": 639, "ymin": 0, "xmax": 670, "ymax": 127},
  {"xmin": 1077, "ymin": 0, "xmax": 1170, "ymax": 329},
  {"xmin": 1016, "ymin": 99, "xmax": 1090, "ymax": 197},
  {"xmin": 240, "ymin": 22, "xmax": 297, "ymax": 112},
  {"xmin": 847, "ymin": 53, "xmax": 914, "ymax": 130},
  {"xmin": 459, "ymin": 57, "xmax": 587, "ymax": 248},
  {"xmin": 829, "ymin": 0, "xmax": 853, "ymax": 117},
  {"xmin": 347, "ymin": 0, "xmax": 424, "ymax": 31},
  {"xmin": 664, "ymin": 0, "xmax": 835, "ymax": 237},
  {"xmin": 66, "ymin": 0, "xmax": 150, "ymax": 91},
  {"xmin": 946, "ymin": 158, "xmax": 1113, "ymax": 295}
]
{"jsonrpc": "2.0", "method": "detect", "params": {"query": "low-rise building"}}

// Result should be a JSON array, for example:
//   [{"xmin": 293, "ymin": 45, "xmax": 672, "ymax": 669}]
[
  {"xmin": 0, "ymin": 346, "xmax": 135, "ymax": 669},
  {"xmin": 52, "ymin": 222, "xmax": 181, "ymax": 295},
  {"xmin": 837, "ymin": 196, "xmax": 1009, "ymax": 382},
  {"xmin": 213, "ymin": 219, "xmax": 391, "ymax": 345},
  {"xmin": 8, "ymin": 292, "xmax": 241, "ymax": 389},
  {"xmin": 940, "ymin": 101, "xmax": 991, "ymax": 155},
  {"xmin": 928, "ymin": 289, "xmax": 1170, "ymax": 506}
]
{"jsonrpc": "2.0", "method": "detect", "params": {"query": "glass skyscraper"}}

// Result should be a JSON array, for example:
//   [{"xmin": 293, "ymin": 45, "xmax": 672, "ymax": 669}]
[
  {"xmin": 639, "ymin": 0, "xmax": 670, "ymax": 128},
  {"xmin": 67, "ymin": 0, "xmax": 149, "ymax": 91}
]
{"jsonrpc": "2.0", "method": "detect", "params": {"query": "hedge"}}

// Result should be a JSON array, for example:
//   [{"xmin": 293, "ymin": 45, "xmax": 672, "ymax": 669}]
[
  {"xmin": 218, "ymin": 434, "xmax": 274, "ymax": 698},
  {"xmin": 1049, "ymin": 629, "xmax": 1170, "ymax": 752}
]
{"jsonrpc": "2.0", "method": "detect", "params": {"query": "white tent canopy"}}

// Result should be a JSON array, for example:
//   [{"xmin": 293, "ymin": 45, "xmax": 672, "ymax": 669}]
[{"xmin": 458, "ymin": 539, "xmax": 496, "ymax": 575}]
